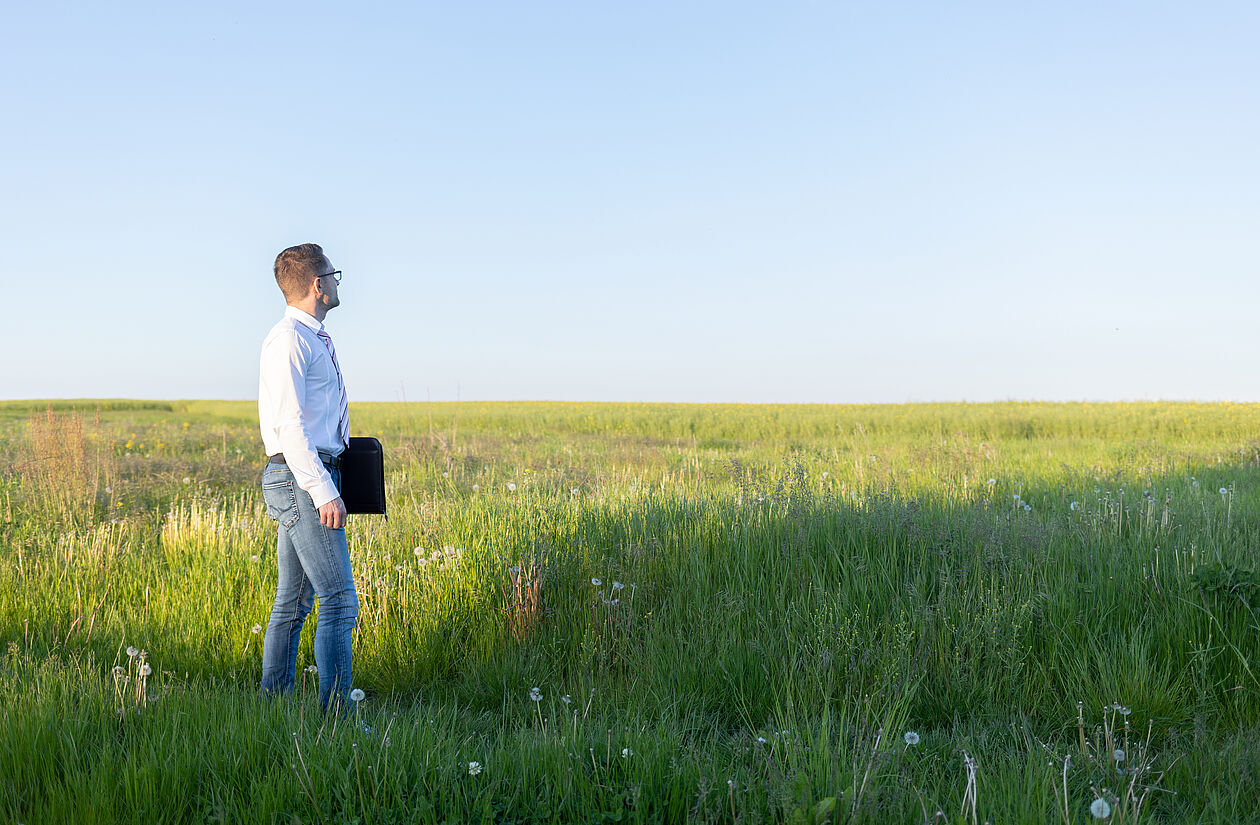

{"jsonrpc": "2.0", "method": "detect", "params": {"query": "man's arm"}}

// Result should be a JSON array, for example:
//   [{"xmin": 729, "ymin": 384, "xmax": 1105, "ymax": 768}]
[{"xmin": 260, "ymin": 330, "xmax": 342, "ymax": 511}]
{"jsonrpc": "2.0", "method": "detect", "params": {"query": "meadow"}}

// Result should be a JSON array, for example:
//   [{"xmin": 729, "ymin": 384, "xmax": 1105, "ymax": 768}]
[{"xmin": 3, "ymin": 399, "xmax": 1260, "ymax": 824}]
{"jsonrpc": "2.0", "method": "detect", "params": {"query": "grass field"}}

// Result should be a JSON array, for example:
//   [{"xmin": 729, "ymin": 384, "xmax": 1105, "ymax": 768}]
[{"xmin": 4, "ymin": 399, "xmax": 1260, "ymax": 824}]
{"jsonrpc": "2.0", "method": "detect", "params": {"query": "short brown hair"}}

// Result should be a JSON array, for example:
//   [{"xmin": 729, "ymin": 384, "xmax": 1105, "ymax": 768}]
[{"xmin": 273, "ymin": 243, "xmax": 327, "ymax": 301}]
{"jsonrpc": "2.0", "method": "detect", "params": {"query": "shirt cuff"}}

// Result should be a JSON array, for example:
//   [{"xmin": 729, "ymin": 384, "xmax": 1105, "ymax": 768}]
[{"xmin": 307, "ymin": 479, "xmax": 341, "ymax": 509}]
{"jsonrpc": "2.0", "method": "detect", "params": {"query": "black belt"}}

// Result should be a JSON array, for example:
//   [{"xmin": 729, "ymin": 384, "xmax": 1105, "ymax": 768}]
[{"xmin": 268, "ymin": 452, "xmax": 342, "ymax": 470}]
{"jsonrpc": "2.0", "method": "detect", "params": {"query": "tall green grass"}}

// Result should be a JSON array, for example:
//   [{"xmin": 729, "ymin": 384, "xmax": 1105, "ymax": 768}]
[{"xmin": 3, "ymin": 401, "xmax": 1260, "ymax": 823}]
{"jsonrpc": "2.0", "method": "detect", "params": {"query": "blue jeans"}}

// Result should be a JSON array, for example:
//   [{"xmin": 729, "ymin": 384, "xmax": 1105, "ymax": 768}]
[{"xmin": 259, "ymin": 463, "xmax": 358, "ymax": 709}]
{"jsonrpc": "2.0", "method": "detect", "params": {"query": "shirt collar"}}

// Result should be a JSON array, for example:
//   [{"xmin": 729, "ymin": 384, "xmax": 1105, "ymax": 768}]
[{"xmin": 284, "ymin": 305, "xmax": 324, "ymax": 333}]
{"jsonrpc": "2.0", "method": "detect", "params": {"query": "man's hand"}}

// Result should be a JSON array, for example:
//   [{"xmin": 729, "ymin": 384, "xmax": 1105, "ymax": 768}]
[{"xmin": 318, "ymin": 496, "xmax": 348, "ymax": 529}]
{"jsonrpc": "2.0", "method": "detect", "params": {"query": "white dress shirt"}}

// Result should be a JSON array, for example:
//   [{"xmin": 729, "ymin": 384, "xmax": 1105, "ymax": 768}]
[{"xmin": 258, "ymin": 306, "xmax": 349, "ymax": 507}]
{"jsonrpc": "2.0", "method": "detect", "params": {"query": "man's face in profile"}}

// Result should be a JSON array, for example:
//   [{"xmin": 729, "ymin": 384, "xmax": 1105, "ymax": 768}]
[{"xmin": 316, "ymin": 255, "xmax": 341, "ymax": 312}]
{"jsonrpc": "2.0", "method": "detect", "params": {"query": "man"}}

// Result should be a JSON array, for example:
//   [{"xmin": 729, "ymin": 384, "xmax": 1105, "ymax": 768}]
[{"xmin": 258, "ymin": 242, "xmax": 358, "ymax": 710}]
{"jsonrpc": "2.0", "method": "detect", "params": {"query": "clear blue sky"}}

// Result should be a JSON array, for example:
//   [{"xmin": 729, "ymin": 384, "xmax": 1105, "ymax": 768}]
[{"xmin": 5, "ymin": 1, "xmax": 1258, "ymax": 403}]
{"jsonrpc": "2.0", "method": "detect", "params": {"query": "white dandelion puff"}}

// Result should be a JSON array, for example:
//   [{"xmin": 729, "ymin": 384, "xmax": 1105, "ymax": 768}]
[
  {"xmin": 126, "ymin": 646, "xmax": 138, "ymax": 658},
  {"xmin": 250, "ymin": 554, "xmax": 260, "ymax": 562},
  {"xmin": 349, "ymin": 688, "xmax": 365, "ymax": 702},
  {"xmin": 1090, "ymin": 797, "xmax": 1111, "ymax": 819},
  {"xmin": 571, "ymin": 487, "xmax": 579, "ymax": 495},
  {"xmin": 987, "ymin": 478, "xmax": 996, "ymax": 486},
  {"xmin": 1070, "ymin": 501, "xmax": 1080, "ymax": 511},
  {"xmin": 442, "ymin": 472, "xmax": 449, "ymax": 478},
  {"xmin": 251, "ymin": 624, "xmax": 262, "ymax": 634},
  {"xmin": 138, "ymin": 664, "xmax": 152, "ymax": 677},
  {"xmin": 611, "ymin": 581, "xmax": 625, "ymax": 592},
  {"xmin": 414, "ymin": 547, "xmax": 423, "ymax": 556},
  {"xmin": 1220, "ymin": 487, "xmax": 1229, "ymax": 496},
  {"xmin": 467, "ymin": 761, "xmax": 482, "ymax": 776},
  {"xmin": 305, "ymin": 665, "xmax": 318, "ymax": 674},
  {"xmin": 472, "ymin": 484, "xmax": 479, "ymax": 492},
  {"xmin": 821, "ymin": 472, "xmax": 829, "ymax": 479},
  {"xmin": 621, "ymin": 748, "xmax": 633, "ymax": 758},
  {"xmin": 591, "ymin": 577, "xmax": 602, "ymax": 587},
  {"xmin": 904, "ymin": 731, "xmax": 920, "ymax": 746},
  {"xmin": 112, "ymin": 665, "xmax": 124, "ymax": 676},
  {"xmin": 1113, "ymin": 748, "xmax": 1125, "ymax": 762},
  {"xmin": 507, "ymin": 482, "xmax": 517, "ymax": 492},
  {"xmin": 755, "ymin": 736, "xmax": 767, "ymax": 745},
  {"xmin": 529, "ymin": 687, "xmax": 542, "ymax": 702},
  {"xmin": 561, "ymin": 694, "xmax": 572, "ymax": 704},
  {"xmin": 183, "ymin": 477, "xmax": 191, "ymax": 484}
]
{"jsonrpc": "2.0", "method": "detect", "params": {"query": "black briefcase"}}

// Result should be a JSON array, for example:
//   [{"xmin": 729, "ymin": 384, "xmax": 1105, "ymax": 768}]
[{"xmin": 339, "ymin": 437, "xmax": 387, "ymax": 515}]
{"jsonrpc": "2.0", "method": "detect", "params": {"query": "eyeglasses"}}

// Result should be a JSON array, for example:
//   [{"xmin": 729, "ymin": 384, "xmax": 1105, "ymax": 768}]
[{"xmin": 317, "ymin": 270, "xmax": 342, "ymax": 284}]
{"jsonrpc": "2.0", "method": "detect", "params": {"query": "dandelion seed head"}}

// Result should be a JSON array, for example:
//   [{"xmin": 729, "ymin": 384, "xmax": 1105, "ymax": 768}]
[
  {"xmin": 507, "ymin": 482, "xmax": 517, "ymax": 491},
  {"xmin": 126, "ymin": 646, "xmax": 138, "ymax": 658},
  {"xmin": 755, "ymin": 736, "xmax": 767, "ymax": 745},
  {"xmin": 251, "ymin": 624, "xmax": 262, "ymax": 634},
  {"xmin": 1113, "ymin": 748, "xmax": 1125, "ymax": 762},
  {"xmin": 139, "ymin": 664, "xmax": 152, "ymax": 676},
  {"xmin": 349, "ymin": 688, "xmax": 365, "ymax": 702},
  {"xmin": 904, "ymin": 731, "xmax": 920, "ymax": 746},
  {"xmin": 621, "ymin": 748, "xmax": 632, "ymax": 758},
  {"xmin": 468, "ymin": 761, "xmax": 482, "ymax": 776},
  {"xmin": 472, "ymin": 484, "xmax": 479, "ymax": 492},
  {"xmin": 183, "ymin": 477, "xmax": 191, "ymax": 484},
  {"xmin": 591, "ymin": 577, "xmax": 602, "ymax": 587},
  {"xmin": 112, "ymin": 665, "xmax": 124, "ymax": 676},
  {"xmin": 987, "ymin": 478, "xmax": 996, "ymax": 486},
  {"xmin": 571, "ymin": 487, "xmax": 579, "ymax": 495},
  {"xmin": 529, "ymin": 687, "xmax": 542, "ymax": 702},
  {"xmin": 561, "ymin": 694, "xmax": 572, "ymax": 704},
  {"xmin": 1090, "ymin": 797, "xmax": 1111, "ymax": 819},
  {"xmin": 1220, "ymin": 487, "xmax": 1229, "ymax": 496},
  {"xmin": 611, "ymin": 581, "xmax": 624, "ymax": 591}
]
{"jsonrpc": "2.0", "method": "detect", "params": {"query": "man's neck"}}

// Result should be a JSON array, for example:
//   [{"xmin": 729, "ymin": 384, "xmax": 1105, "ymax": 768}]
[{"xmin": 289, "ymin": 297, "xmax": 326, "ymax": 323}]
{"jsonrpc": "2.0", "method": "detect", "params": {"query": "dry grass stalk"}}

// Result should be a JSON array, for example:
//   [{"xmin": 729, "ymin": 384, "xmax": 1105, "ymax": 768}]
[
  {"xmin": 502, "ymin": 557, "xmax": 544, "ymax": 642},
  {"xmin": 21, "ymin": 407, "xmax": 112, "ymax": 519}
]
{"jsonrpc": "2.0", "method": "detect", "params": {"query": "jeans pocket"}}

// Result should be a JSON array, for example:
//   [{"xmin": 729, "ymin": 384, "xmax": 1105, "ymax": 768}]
[{"xmin": 262, "ymin": 479, "xmax": 300, "ymax": 528}]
